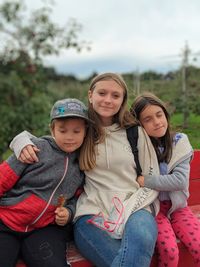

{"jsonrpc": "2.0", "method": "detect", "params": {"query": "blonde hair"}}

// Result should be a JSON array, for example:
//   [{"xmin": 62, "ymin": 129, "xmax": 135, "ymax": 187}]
[{"xmin": 79, "ymin": 72, "xmax": 137, "ymax": 171}]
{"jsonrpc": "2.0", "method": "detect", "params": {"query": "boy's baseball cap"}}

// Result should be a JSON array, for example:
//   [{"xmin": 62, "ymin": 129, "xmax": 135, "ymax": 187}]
[{"xmin": 50, "ymin": 98, "xmax": 91, "ymax": 122}]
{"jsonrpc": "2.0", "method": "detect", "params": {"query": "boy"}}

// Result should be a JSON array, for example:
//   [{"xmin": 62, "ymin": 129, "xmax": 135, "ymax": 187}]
[{"xmin": 0, "ymin": 98, "xmax": 91, "ymax": 267}]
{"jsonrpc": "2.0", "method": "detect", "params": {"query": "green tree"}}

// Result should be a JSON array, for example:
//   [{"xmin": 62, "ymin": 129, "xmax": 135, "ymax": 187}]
[
  {"xmin": 0, "ymin": 0, "xmax": 90, "ymax": 61},
  {"xmin": 0, "ymin": 0, "xmax": 90, "ymax": 161}
]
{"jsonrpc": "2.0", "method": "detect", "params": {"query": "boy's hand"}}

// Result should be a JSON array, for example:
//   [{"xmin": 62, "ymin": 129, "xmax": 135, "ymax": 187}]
[
  {"xmin": 19, "ymin": 145, "xmax": 40, "ymax": 163},
  {"xmin": 55, "ymin": 207, "xmax": 70, "ymax": 226}
]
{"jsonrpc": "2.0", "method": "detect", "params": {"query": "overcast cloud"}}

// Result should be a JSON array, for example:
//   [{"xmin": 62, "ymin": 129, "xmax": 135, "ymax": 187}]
[{"xmin": 25, "ymin": 0, "xmax": 200, "ymax": 78}]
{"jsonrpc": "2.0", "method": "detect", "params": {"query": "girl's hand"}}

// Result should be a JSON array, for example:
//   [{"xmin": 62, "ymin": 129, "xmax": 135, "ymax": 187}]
[
  {"xmin": 19, "ymin": 145, "xmax": 40, "ymax": 163},
  {"xmin": 55, "ymin": 207, "xmax": 70, "ymax": 226},
  {"xmin": 137, "ymin": 175, "xmax": 145, "ymax": 187}
]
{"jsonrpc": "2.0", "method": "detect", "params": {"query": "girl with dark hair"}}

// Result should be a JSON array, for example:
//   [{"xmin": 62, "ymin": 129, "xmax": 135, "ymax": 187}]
[{"xmin": 131, "ymin": 92, "xmax": 200, "ymax": 267}]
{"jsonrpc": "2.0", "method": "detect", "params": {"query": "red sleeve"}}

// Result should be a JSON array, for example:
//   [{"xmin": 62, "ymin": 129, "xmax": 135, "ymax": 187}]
[{"xmin": 0, "ymin": 161, "xmax": 19, "ymax": 196}]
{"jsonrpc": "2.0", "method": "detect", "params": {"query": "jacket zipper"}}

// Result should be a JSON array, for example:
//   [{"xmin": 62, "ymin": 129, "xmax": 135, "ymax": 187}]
[{"xmin": 25, "ymin": 156, "xmax": 69, "ymax": 232}]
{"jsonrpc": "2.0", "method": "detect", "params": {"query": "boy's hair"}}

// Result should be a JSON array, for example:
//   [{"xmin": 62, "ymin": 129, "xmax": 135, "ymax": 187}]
[
  {"xmin": 79, "ymin": 72, "xmax": 137, "ymax": 171},
  {"xmin": 130, "ymin": 92, "xmax": 173, "ymax": 163}
]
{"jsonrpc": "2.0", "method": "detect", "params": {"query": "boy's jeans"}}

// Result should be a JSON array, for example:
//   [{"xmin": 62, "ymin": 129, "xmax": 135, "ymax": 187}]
[{"xmin": 74, "ymin": 209, "xmax": 157, "ymax": 267}]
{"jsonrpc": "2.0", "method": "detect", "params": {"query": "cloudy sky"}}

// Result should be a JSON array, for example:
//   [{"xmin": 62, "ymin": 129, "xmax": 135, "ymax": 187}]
[{"xmin": 26, "ymin": 0, "xmax": 200, "ymax": 78}]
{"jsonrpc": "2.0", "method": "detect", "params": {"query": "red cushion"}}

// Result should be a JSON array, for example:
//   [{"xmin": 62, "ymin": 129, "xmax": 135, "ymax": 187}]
[{"xmin": 190, "ymin": 150, "xmax": 200, "ymax": 179}]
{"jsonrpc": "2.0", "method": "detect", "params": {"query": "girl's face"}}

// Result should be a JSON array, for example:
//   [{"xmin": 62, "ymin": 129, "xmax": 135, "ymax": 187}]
[
  {"xmin": 51, "ymin": 118, "xmax": 86, "ymax": 153},
  {"xmin": 139, "ymin": 104, "xmax": 168, "ymax": 138},
  {"xmin": 88, "ymin": 80, "xmax": 124, "ymax": 126}
]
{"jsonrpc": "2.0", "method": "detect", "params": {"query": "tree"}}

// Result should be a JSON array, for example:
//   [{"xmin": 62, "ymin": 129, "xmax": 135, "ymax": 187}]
[
  {"xmin": 0, "ymin": 0, "xmax": 90, "ymax": 62},
  {"xmin": 0, "ymin": 0, "xmax": 90, "ymax": 161}
]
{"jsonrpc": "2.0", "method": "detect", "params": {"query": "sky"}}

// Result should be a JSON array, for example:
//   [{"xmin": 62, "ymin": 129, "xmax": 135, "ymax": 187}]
[{"xmin": 22, "ymin": 0, "xmax": 200, "ymax": 78}]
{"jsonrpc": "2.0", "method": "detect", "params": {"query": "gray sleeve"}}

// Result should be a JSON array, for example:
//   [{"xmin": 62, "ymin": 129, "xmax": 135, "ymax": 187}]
[
  {"xmin": 6, "ymin": 154, "xmax": 28, "ymax": 176},
  {"xmin": 144, "ymin": 157, "xmax": 190, "ymax": 191},
  {"xmin": 66, "ymin": 198, "xmax": 77, "ymax": 222},
  {"xmin": 9, "ymin": 131, "xmax": 36, "ymax": 158}
]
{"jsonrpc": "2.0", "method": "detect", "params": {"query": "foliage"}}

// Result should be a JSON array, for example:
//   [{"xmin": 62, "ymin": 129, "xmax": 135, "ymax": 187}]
[
  {"xmin": 0, "ymin": 68, "xmax": 52, "ymax": 160},
  {"xmin": 0, "ymin": 0, "xmax": 90, "ymax": 62},
  {"xmin": 125, "ymin": 66, "xmax": 200, "ymax": 116},
  {"xmin": 171, "ymin": 113, "xmax": 200, "ymax": 149},
  {"xmin": 47, "ymin": 79, "xmax": 89, "ymax": 103},
  {"xmin": 0, "ymin": 0, "xmax": 90, "ymax": 161}
]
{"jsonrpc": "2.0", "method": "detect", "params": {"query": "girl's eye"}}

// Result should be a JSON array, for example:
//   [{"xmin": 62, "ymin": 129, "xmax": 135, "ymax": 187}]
[
  {"xmin": 99, "ymin": 92, "xmax": 105, "ymax": 96},
  {"xmin": 143, "ymin": 118, "xmax": 151, "ymax": 123},
  {"xmin": 156, "ymin": 113, "xmax": 163, "ymax": 119},
  {"xmin": 113, "ymin": 94, "xmax": 120, "ymax": 98}
]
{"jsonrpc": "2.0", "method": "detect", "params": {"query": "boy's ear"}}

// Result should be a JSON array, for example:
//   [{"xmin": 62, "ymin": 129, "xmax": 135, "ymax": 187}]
[{"xmin": 49, "ymin": 124, "xmax": 54, "ymax": 137}]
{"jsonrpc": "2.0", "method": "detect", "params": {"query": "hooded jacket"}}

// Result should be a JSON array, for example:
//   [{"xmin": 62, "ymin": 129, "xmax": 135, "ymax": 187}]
[
  {"xmin": 0, "ymin": 135, "xmax": 84, "ymax": 232},
  {"xmin": 143, "ymin": 132, "xmax": 193, "ymax": 217},
  {"xmin": 74, "ymin": 125, "xmax": 160, "ymax": 224}
]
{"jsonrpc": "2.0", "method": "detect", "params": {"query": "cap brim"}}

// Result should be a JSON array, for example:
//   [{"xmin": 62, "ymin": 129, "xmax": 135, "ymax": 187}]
[{"xmin": 51, "ymin": 114, "xmax": 94, "ymax": 123}]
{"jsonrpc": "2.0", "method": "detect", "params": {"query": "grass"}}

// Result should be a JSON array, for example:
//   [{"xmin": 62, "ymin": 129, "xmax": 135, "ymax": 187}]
[{"xmin": 171, "ymin": 113, "xmax": 200, "ymax": 149}]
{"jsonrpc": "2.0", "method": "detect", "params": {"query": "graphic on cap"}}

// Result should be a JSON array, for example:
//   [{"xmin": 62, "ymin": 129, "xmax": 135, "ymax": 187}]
[{"xmin": 50, "ymin": 98, "xmax": 90, "ymax": 122}]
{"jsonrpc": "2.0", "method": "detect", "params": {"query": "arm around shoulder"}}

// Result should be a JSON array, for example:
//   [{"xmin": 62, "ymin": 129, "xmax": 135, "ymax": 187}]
[{"xmin": 9, "ymin": 130, "xmax": 36, "ymax": 159}]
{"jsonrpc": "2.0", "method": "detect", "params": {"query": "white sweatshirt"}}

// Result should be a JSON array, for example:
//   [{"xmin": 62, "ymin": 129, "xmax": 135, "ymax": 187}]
[{"xmin": 75, "ymin": 124, "xmax": 160, "ymax": 223}]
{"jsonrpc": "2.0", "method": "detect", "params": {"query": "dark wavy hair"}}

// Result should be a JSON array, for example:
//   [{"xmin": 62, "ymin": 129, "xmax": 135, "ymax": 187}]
[{"xmin": 130, "ymin": 92, "xmax": 173, "ymax": 163}]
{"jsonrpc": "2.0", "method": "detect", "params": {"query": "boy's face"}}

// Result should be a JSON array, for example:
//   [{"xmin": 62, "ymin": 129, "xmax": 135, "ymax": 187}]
[{"xmin": 52, "ymin": 118, "xmax": 86, "ymax": 153}]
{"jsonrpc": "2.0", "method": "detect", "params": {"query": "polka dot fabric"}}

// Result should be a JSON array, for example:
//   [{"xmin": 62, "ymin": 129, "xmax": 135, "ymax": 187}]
[{"xmin": 156, "ymin": 201, "xmax": 200, "ymax": 267}]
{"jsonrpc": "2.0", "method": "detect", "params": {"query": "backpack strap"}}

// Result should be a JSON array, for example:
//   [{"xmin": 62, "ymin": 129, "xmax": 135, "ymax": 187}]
[{"xmin": 126, "ymin": 126, "xmax": 142, "ymax": 177}]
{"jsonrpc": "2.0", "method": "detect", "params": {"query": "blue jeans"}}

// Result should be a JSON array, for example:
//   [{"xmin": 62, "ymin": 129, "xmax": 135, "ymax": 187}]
[{"xmin": 74, "ymin": 209, "xmax": 157, "ymax": 267}]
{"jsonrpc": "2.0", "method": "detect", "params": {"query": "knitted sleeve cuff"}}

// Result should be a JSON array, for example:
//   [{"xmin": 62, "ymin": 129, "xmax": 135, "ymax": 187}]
[{"xmin": 9, "ymin": 131, "xmax": 35, "ymax": 158}]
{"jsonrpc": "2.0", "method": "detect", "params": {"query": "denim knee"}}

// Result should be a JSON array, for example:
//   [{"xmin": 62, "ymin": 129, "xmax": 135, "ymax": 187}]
[{"xmin": 74, "ymin": 215, "xmax": 120, "ymax": 267}]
